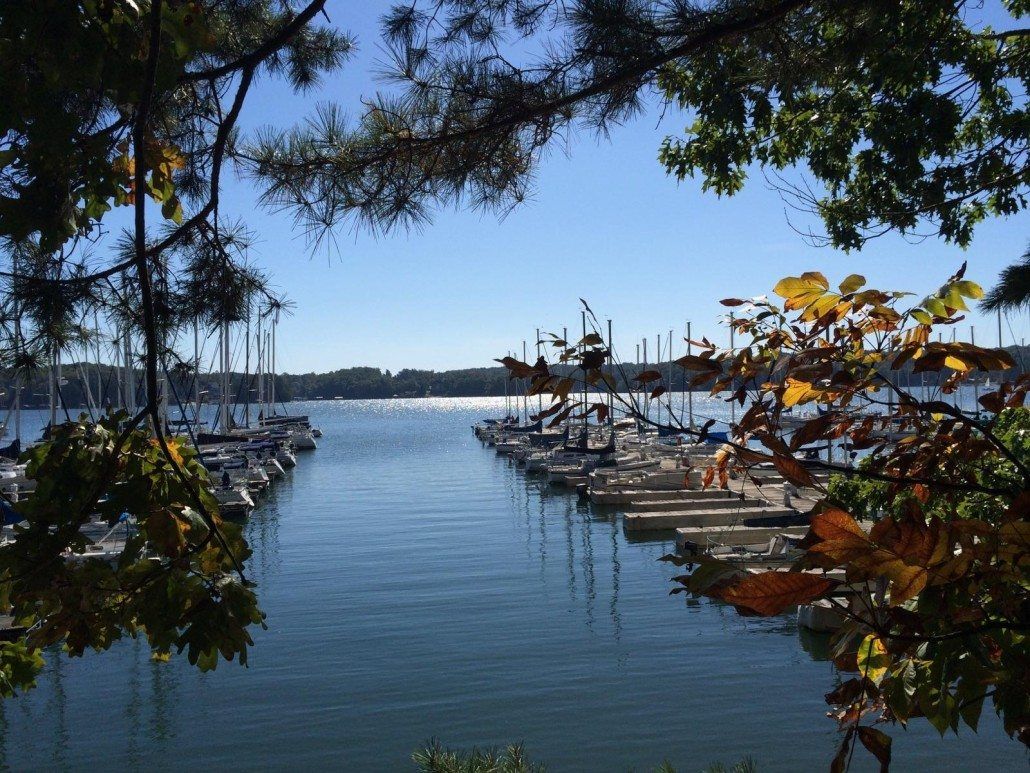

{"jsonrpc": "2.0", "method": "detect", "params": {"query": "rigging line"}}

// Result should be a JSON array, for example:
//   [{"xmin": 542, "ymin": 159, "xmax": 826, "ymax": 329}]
[
  {"xmin": 162, "ymin": 360, "xmax": 201, "ymax": 450},
  {"xmin": 75, "ymin": 362, "xmax": 96, "ymax": 422},
  {"xmin": 226, "ymin": 322, "xmax": 250, "ymax": 424},
  {"xmin": 1003, "ymin": 311, "xmax": 1025, "ymax": 373}
]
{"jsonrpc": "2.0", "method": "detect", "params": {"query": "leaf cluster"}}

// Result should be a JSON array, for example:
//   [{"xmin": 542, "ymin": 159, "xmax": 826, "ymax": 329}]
[{"xmin": 0, "ymin": 412, "xmax": 264, "ymax": 695}]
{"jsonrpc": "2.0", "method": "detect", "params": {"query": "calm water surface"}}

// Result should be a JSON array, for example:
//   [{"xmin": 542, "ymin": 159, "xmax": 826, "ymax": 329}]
[{"xmin": 0, "ymin": 397, "xmax": 1023, "ymax": 771}]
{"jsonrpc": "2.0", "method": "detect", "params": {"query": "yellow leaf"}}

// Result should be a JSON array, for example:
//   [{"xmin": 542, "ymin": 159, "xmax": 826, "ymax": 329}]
[
  {"xmin": 151, "ymin": 437, "xmax": 185, "ymax": 465},
  {"xmin": 838, "ymin": 273, "xmax": 866, "ymax": 294},
  {"xmin": 800, "ymin": 271, "xmax": 830, "ymax": 289},
  {"xmin": 773, "ymin": 275, "xmax": 828, "ymax": 299},
  {"xmin": 856, "ymin": 634, "xmax": 890, "ymax": 684},
  {"xmin": 943, "ymin": 285, "xmax": 968, "ymax": 311},
  {"xmin": 783, "ymin": 378, "xmax": 817, "ymax": 408},
  {"xmin": 953, "ymin": 280, "xmax": 984, "ymax": 299}
]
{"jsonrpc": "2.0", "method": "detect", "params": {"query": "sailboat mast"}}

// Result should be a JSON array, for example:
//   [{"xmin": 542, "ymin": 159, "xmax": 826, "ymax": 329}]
[
  {"xmin": 642, "ymin": 337, "xmax": 648, "ymax": 421},
  {"xmin": 522, "ymin": 339, "xmax": 528, "ymax": 424},
  {"xmin": 256, "ymin": 311, "xmax": 263, "ymax": 419},
  {"xmin": 686, "ymin": 321, "xmax": 693, "ymax": 429},
  {"xmin": 194, "ymin": 319, "xmax": 201, "ymax": 436},
  {"xmin": 971, "ymin": 326, "xmax": 979, "ymax": 413},
  {"xmin": 124, "ymin": 332, "xmax": 135, "ymax": 415},
  {"xmin": 12, "ymin": 253, "xmax": 21, "ymax": 441},
  {"xmin": 503, "ymin": 350, "xmax": 510, "ymax": 418},
  {"xmin": 47, "ymin": 348, "xmax": 56, "ymax": 429},
  {"xmin": 635, "ymin": 342, "xmax": 640, "ymax": 422},
  {"xmin": 729, "ymin": 312, "xmax": 735, "ymax": 426},
  {"xmin": 244, "ymin": 307, "xmax": 251, "ymax": 427},
  {"xmin": 264, "ymin": 329, "xmax": 272, "ymax": 418},
  {"xmin": 656, "ymin": 333, "xmax": 661, "ymax": 426},
  {"xmin": 607, "ymin": 318, "xmax": 614, "ymax": 427},
  {"xmin": 668, "ymin": 328, "xmax": 673, "ymax": 427},
  {"xmin": 581, "ymin": 312, "xmax": 588, "ymax": 432},
  {"xmin": 535, "ymin": 328, "xmax": 542, "ymax": 415},
  {"xmin": 271, "ymin": 309, "xmax": 278, "ymax": 416}
]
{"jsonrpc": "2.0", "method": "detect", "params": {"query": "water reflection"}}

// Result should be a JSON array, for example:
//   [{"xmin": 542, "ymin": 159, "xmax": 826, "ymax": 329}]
[
  {"xmin": 495, "ymin": 441, "xmax": 844, "ymax": 669},
  {"xmin": 2, "ymin": 397, "xmax": 1020, "ymax": 771},
  {"xmin": 502, "ymin": 459, "xmax": 629, "ymax": 642},
  {"xmin": 798, "ymin": 626, "xmax": 834, "ymax": 662},
  {"xmin": 124, "ymin": 638, "xmax": 142, "ymax": 768},
  {"xmin": 47, "ymin": 650, "xmax": 70, "ymax": 769}
]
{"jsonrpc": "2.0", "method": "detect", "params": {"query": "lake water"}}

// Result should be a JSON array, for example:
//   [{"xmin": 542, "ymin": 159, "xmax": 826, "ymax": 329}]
[{"xmin": 0, "ymin": 397, "xmax": 1023, "ymax": 771}]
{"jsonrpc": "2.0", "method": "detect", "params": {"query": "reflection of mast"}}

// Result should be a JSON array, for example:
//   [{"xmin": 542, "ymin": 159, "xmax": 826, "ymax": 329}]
[
  {"xmin": 577, "ymin": 498, "xmax": 596, "ymax": 631},
  {"xmin": 564, "ymin": 495, "xmax": 576, "ymax": 600},
  {"xmin": 47, "ymin": 652, "xmax": 70, "ymax": 768},
  {"xmin": 125, "ymin": 638, "xmax": 142, "ymax": 766},
  {"xmin": 610, "ymin": 520, "xmax": 622, "ymax": 640}
]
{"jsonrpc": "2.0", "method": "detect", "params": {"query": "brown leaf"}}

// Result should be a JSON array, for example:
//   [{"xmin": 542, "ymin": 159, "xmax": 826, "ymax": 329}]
[
  {"xmin": 978, "ymin": 390, "xmax": 1004, "ymax": 414},
  {"xmin": 811, "ymin": 508, "xmax": 866, "ymax": 541},
  {"xmin": 714, "ymin": 571, "xmax": 837, "ymax": 616},
  {"xmin": 675, "ymin": 354, "xmax": 723, "ymax": 373},
  {"xmin": 719, "ymin": 298, "xmax": 747, "ymax": 306},
  {"xmin": 826, "ymin": 677, "xmax": 865, "ymax": 704},
  {"xmin": 831, "ymin": 728, "xmax": 855, "ymax": 773},
  {"xmin": 857, "ymin": 726, "xmax": 892, "ymax": 772},
  {"xmin": 773, "ymin": 453, "xmax": 816, "ymax": 488},
  {"xmin": 634, "ymin": 369, "xmax": 662, "ymax": 384},
  {"xmin": 788, "ymin": 413, "xmax": 834, "ymax": 451}
]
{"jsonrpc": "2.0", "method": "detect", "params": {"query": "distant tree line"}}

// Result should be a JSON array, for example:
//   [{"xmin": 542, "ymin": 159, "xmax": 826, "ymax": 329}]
[{"xmin": 7, "ymin": 347, "xmax": 1026, "ymax": 412}]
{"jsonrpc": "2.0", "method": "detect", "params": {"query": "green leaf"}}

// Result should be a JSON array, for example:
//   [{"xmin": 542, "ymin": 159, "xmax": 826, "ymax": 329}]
[{"xmin": 161, "ymin": 195, "xmax": 183, "ymax": 224}]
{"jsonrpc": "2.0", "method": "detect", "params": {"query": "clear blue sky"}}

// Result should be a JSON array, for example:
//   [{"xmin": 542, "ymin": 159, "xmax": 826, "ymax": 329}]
[{"xmin": 215, "ymin": 1, "xmax": 1029, "ymax": 374}]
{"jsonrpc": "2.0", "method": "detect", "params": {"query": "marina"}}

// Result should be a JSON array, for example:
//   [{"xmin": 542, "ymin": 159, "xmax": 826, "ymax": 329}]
[{"xmin": 0, "ymin": 397, "xmax": 1021, "ymax": 771}]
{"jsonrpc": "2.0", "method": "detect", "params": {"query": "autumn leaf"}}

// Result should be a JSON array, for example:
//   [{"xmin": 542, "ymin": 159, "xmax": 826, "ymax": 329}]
[
  {"xmin": 838, "ymin": 273, "xmax": 866, "ymax": 294},
  {"xmin": 675, "ymin": 354, "xmax": 722, "ymax": 373},
  {"xmin": 857, "ymin": 634, "xmax": 890, "ymax": 683},
  {"xmin": 713, "ymin": 571, "xmax": 837, "ymax": 616},
  {"xmin": 773, "ymin": 273, "xmax": 828, "ymax": 298},
  {"xmin": 782, "ymin": 377, "xmax": 820, "ymax": 408},
  {"xmin": 773, "ymin": 453, "xmax": 816, "ymax": 488},
  {"xmin": 551, "ymin": 377, "xmax": 574, "ymax": 402},
  {"xmin": 634, "ymin": 369, "xmax": 662, "ymax": 383},
  {"xmin": 701, "ymin": 466, "xmax": 715, "ymax": 489},
  {"xmin": 857, "ymin": 726, "xmax": 892, "ymax": 772}
]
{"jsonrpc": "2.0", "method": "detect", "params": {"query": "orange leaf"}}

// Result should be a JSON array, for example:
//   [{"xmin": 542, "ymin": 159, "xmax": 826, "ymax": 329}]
[
  {"xmin": 701, "ymin": 466, "xmax": 715, "ymax": 489},
  {"xmin": 773, "ymin": 454, "xmax": 816, "ymax": 488},
  {"xmin": 714, "ymin": 571, "xmax": 837, "ymax": 616}
]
